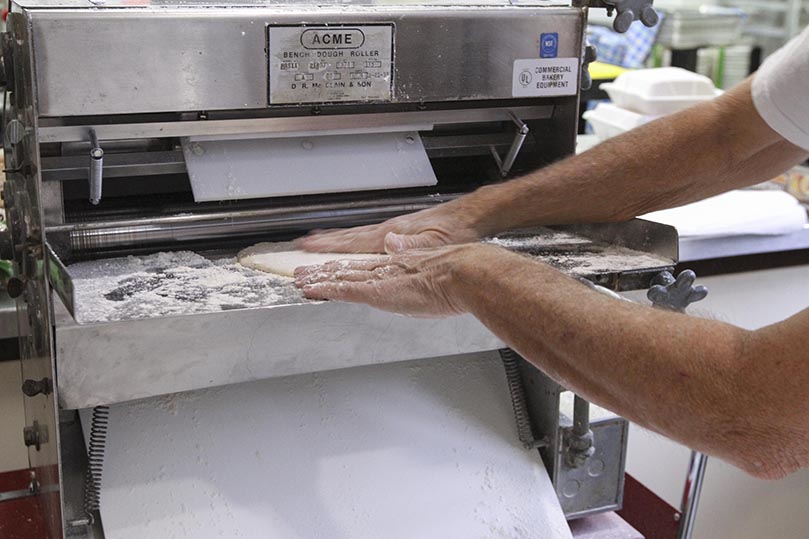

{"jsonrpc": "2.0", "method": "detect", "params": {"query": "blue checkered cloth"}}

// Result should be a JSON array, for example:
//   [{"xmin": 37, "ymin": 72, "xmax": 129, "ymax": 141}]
[{"xmin": 587, "ymin": 11, "xmax": 665, "ymax": 69}]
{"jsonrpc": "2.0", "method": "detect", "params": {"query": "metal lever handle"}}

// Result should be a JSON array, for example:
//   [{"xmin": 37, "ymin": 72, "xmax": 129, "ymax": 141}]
[
  {"xmin": 647, "ymin": 270, "xmax": 708, "ymax": 313},
  {"xmin": 603, "ymin": 1, "xmax": 659, "ymax": 33},
  {"xmin": 88, "ymin": 129, "xmax": 103, "ymax": 205},
  {"xmin": 647, "ymin": 269, "xmax": 708, "ymax": 539},
  {"xmin": 491, "ymin": 112, "xmax": 529, "ymax": 178}
]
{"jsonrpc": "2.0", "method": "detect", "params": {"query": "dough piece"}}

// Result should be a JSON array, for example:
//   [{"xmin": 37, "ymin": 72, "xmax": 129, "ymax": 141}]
[{"xmin": 238, "ymin": 243, "xmax": 383, "ymax": 277}]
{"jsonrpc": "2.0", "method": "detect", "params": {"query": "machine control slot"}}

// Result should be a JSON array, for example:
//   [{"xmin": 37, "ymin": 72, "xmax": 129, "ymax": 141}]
[
  {"xmin": 87, "ymin": 128, "xmax": 104, "ymax": 205},
  {"xmin": 268, "ymin": 24, "xmax": 394, "ymax": 104}
]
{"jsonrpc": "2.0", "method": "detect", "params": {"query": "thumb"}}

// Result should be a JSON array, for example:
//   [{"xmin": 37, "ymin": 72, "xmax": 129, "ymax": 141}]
[{"xmin": 384, "ymin": 232, "xmax": 443, "ymax": 253}]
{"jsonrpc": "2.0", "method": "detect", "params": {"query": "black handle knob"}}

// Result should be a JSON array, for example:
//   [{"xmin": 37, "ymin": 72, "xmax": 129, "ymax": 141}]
[
  {"xmin": 6, "ymin": 276, "xmax": 24, "ymax": 298},
  {"xmin": 22, "ymin": 378, "xmax": 52, "ymax": 397}
]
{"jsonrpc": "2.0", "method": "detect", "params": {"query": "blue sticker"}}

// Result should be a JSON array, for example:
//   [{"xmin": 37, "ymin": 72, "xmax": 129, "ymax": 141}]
[{"xmin": 540, "ymin": 33, "xmax": 559, "ymax": 58}]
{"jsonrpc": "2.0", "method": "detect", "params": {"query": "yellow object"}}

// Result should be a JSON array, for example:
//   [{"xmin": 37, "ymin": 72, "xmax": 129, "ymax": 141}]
[
  {"xmin": 589, "ymin": 62, "xmax": 631, "ymax": 81},
  {"xmin": 771, "ymin": 166, "xmax": 809, "ymax": 203}
]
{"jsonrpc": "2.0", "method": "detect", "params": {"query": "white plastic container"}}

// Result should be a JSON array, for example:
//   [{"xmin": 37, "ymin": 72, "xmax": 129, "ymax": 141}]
[
  {"xmin": 600, "ymin": 67, "xmax": 721, "ymax": 116},
  {"xmin": 582, "ymin": 103, "xmax": 657, "ymax": 141}
]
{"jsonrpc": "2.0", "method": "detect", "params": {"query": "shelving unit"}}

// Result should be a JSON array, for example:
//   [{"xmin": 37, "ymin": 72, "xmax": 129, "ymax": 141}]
[{"xmin": 720, "ymin": 0, "xmax": 808, "ymax": 53}]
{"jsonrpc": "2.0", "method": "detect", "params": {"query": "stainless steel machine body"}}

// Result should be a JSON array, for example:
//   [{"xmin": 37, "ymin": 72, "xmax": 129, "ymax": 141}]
[{"xmin": 1, "ymin": 1, "xmax": 671, "ymax": 536}]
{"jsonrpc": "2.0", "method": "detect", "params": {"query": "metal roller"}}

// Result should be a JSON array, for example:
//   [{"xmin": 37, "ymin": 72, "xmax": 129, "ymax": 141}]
[{"xmin": 48, "ymin": 195, "xmax": 457, "ymax": 254}]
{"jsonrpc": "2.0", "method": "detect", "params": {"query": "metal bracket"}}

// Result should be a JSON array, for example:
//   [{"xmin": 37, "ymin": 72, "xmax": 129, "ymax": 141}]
[
  {"xmin": 88, "ymin": 128, "xmax": 104, "ymax": 205},
  {"xmin": 491, "ymin": 112, "xmax": 529, "ymax": 178},
  {"xmin": 581, "ymin": 44, "xmax": 598, "ymax": 91},
  {"xmin": 0, "ymin": 32, "xmax": 15, "ymax": 91}
]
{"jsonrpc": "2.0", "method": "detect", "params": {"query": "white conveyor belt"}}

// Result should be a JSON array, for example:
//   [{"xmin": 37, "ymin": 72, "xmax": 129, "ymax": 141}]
[{"xmin": 81, "ymin": 353, "xmax": 573, "ymax": 539}]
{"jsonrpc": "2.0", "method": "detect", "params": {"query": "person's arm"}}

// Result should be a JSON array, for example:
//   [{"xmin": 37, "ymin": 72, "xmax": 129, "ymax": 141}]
[
  {"xmin": 298, "ymin": 78, "xmax": 808, "ymax": 253},
  {"xmin": 450, "ymin": 247, "xmax": 809, "ymax": 480},
  {"xmin": 294, "ymin": 244, "xmax": 809, "ymax": 479},
  {"xmin": 472, "ymin": 77, "xmax": 806, "ymax": 230}
]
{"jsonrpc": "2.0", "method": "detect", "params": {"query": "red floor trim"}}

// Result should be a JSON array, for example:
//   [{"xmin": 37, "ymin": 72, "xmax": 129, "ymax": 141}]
[{"xmin": 618, "ymin": 473, "xmax": 681, "ymax": 539}]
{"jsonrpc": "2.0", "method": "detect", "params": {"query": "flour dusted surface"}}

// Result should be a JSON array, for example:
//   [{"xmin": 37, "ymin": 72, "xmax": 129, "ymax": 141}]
[
  {"xmin": 69, "ymin": 251, "xmax": 303, "ymax": 324},
  {"xmin": 79, "ymin": 353, "xmax": 574, "ymax": 539},
  {"xmin": 486, "ymin": 231, "xmax": 672, "ymax": 276},
  {"xmin": 68, "ymin": 228, "xmax": 672, "ymax": 324}
]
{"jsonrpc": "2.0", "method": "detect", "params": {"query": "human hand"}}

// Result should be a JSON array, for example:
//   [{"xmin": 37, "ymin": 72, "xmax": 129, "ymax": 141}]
[
  {"xmin": 294, "ymin": 199, "xmax": 484, "ymax": 254},
  {"xmin": 293, "ymin": 243, "xmax": 500, "ymax": 318}
]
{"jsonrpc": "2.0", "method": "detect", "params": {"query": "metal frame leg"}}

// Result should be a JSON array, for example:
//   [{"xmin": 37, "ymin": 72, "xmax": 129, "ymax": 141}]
[{"xmin": 677, "ymin": 450, "xmax": 708, "ymax": 539}]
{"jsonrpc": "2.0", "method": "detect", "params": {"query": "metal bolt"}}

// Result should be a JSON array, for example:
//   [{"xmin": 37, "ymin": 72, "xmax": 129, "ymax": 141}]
[
  {"xmin": 5, "ymin": 119, "xmax": 26, "ymax": 145},
  {"xmin": 405, "ymin": 136, "xmax": 415, "ymax": 145},
  {"xmin": 68, "ymin": 517, "xmax": 92, "ymax": 528},
  {"xmin": 23, "ymin": 421, "xmax": 48, "ymax": 451}
]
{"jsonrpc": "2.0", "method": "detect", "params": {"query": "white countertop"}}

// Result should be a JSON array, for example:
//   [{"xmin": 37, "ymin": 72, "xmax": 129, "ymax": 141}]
[{"xmin": 576, "ymin": 135, "xmax": 809, "ymax": 263}]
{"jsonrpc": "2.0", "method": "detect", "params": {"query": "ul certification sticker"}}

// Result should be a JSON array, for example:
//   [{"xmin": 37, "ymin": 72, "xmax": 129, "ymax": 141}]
[{"xmin": 512, "ymin": 58, "xmax": 579, "ymax": 98}]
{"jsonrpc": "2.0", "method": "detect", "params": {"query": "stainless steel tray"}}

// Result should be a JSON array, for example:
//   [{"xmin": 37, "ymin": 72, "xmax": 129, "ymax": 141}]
[{"xmin": 48, "ymin": 219, "xmax": 677, "ymax": 409}]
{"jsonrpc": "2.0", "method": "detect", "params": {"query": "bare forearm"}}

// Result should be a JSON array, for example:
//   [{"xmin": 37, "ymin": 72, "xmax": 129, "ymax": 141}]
[
  {"xmin": 463, "ymin": 79, "xmax": 808, "ymax": 236},
  {"xmin": 296, "ymin": 240, "xmax": 809, "ymax": 477},
  {"xmin": 448, "ymin": 248, "xmax": 809, "ymax": 478}
]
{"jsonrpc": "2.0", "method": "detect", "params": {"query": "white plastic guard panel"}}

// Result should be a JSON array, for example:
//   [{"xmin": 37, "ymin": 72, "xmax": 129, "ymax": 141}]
[
  {"xmin": 512, "ymin": 58, "xmax": 580, "ymax": 98},
  {"xmin": 268, "ymin": 25, "xmax": 394, "ymax": 104}
]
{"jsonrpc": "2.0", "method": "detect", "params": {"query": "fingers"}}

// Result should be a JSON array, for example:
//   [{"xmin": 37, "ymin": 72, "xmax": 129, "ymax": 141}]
[
  {"xmin": 292, "ymin": 250, "xmax": 465, "ymax": 317},
  {"xmin": 293, "ymin": 256, "xmax": 393, "ymax": 278},
  {"xmin": 295, "ymin": 225, "xmax": 389, "ymax": 253},
  {"xmin": 296, "ymin": 268, "xmax": 394, "ymax": 287},
  {"xmin": 384, "ymin": 231, "xmax": 447, "ymax": 253},
  {"xmin": 299, "ymin": 272, "xmax": 461, "ymax": 318},
  {"xmin": 294, "ymin": 256, "xmax": 402, "ymax": 304},
  {"xmin": 294, "ymin": 256, "xmax": 397, "ymax": 285},
  {"xmin": 300, "ymin": 280, "xmax": 378, "ymax": 303}
]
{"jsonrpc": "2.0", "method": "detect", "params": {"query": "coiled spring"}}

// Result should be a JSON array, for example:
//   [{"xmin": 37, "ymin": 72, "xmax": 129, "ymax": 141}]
[
  {"xmin": 84, "ymin": 405, "xmax": 110, "ymax": 523},
  {"xmin": 499, "ymin": 349, "xmax": 543, "ymax": 449}
]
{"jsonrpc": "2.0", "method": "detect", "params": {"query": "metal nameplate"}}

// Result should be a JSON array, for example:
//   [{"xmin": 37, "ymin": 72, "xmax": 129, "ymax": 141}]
[{"xmin": 268, "ymin": 24, "xmax": 394, "ymax": 104}]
